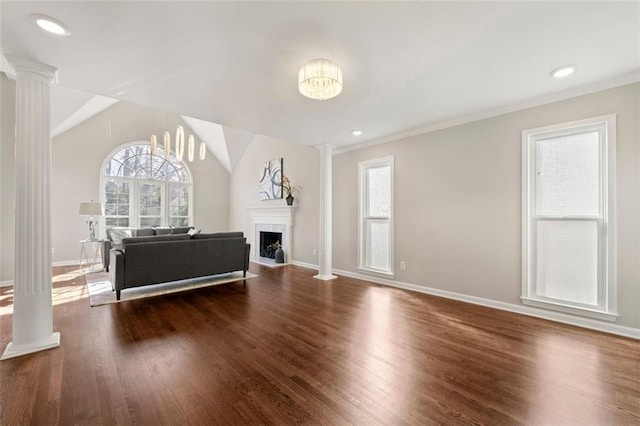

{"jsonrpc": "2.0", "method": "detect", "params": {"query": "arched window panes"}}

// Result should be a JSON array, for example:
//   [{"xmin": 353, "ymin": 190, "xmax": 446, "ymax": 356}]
[{"xmin": 102, "ymin": 143, "xmax": 193, "ymax": 229}]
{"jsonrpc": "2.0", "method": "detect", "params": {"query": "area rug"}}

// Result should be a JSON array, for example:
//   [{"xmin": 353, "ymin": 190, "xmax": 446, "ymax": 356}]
[{"xmin": 86, "ymin": 271, "xmax": 257, "ymax": 306}]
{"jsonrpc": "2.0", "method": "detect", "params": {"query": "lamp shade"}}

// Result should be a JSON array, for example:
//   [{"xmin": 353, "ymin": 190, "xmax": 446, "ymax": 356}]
[
  {"xmin": 78, "ymin": 202, "xmax": 103, "ymax": 216},
  {"xmin": 298, "ymin": 58, "xmax": 343, "ymax": 100}
]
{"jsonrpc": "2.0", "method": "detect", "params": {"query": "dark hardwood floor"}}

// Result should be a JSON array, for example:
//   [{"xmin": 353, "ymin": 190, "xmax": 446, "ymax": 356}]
[{"xmin": 1, "ymin": 264, "xmax": 639, "ymax": 425}]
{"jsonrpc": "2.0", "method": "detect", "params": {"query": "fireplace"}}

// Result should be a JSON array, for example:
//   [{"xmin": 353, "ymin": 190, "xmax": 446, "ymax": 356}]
[
  {"xmin": 259, "ymin": 231, "xmax": 282, "ymax": 259},
  {"xmin": 248, "ymin": 206, "xmax": 295, "ymax": 266}
]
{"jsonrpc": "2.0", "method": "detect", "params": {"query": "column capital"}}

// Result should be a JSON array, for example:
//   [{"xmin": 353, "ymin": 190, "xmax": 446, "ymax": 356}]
[
  {"xmin": 315, "ymin": 144, "xmax": 336, "ymax": 152},
  {"xmin": 3, "ymin": 55, "xmax": 57, "ymax": 83}
]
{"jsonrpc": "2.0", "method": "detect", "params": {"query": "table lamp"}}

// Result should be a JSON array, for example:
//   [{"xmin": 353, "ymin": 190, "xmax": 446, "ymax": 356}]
[{"xmin": 78, "ymin": 201, "xmax": 103, "ymax": 241}]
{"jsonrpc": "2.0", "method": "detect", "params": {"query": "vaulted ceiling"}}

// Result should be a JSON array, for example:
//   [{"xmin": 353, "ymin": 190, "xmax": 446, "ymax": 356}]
[{"xmin": 2, "ymin": 1, "xmax": 639, "ymax": 149}]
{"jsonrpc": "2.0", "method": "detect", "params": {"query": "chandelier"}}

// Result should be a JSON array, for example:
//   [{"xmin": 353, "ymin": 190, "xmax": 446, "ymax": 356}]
[
  {"xmin": 298, "ymin": 58, "xmax": 343, "ymax": 100},
  {"xmin": 150, "ymin": 126, "xmax": 206, "ymax": 161}
]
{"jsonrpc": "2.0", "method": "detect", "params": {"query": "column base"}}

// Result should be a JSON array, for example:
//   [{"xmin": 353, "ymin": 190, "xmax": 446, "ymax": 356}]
[
  {"xmin": 1, "ymin": 332, "xmax": 60, "ymax": 360},
  {"xmin": 313, "ymin": 274, "xmax": 337, "ymax": 281}
]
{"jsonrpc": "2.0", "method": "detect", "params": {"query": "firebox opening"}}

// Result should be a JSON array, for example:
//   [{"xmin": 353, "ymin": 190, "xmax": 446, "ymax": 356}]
[{"xmin": 259, "ymin": 231, "xmax": 282, "ymax": 259}]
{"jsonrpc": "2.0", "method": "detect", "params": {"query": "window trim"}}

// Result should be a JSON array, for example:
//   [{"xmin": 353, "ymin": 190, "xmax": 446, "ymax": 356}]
[
  {"xmin": 99, "ymin": 141, "xmax": 195, "ymax": 234},
  {"xmin": 521, "ymin": 114, "xmax": 617, "ymax": 321},
  {"xmin": 136, "ymin": 179, "xmax": 165, "ymax": 228},
  {"xmin": 102, "ymin": 178, "xmax": 131, "ymax": 228},
  {"xmin": 168, "ymin": 183, "xmax": 191, "ymax": 226},
  {"xmin": 358, "ymin": 156, "xmax": 395, "ymax": 279}
]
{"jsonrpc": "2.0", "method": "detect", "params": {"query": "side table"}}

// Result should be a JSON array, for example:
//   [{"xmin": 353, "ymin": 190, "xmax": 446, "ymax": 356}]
[{"xmin": 79, "ymin": 239, "xmax": 103, "ymax": 272}]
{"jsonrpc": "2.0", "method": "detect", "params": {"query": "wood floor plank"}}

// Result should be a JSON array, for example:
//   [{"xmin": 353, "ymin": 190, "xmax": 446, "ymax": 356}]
[{"xmin": 1, "ymin": 263, "xmax": 639, "ymax": 425}]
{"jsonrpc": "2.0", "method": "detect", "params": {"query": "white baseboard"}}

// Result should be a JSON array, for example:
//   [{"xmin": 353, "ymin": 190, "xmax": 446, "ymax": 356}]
[
  {"xmin": 291, "ymin": 260, "xmax": 318, "ymax": 270},
  {"xmin": 1, "ymin": 261, "xmax": 99, "ymax": 287},
  {"xmin": 52, "ymin": 260, "xmax": 81, "ymax": 267},
  {"xmin": 291, "ymin": 261, "xmax": 639, "ymax": 340}
]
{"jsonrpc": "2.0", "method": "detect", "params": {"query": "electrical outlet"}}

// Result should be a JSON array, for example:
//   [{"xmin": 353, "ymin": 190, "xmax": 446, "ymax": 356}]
[
  {"xmin": 51, "ymin": 247, "xmax": 55, "ymax": 254},
  {"xmin": 400, "ymin": 261, "xmax": 406, "ymax": 270},
  {"xmin": 313, "ymin": 249, "xmax": 317, "ymax": 256}
]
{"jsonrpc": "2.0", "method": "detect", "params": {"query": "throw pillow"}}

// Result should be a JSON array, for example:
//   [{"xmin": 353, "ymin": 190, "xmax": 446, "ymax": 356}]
[
  {"xmin": 109, "ymin": 229, "xmax": 131, "ymax": 243},
  {"xmin": 108, "ymin": 229, "xmax": 132, "ymax": 250},
  {"xmin": 188, "ymin": 228, "xmax": 201, "ymax": 236}
]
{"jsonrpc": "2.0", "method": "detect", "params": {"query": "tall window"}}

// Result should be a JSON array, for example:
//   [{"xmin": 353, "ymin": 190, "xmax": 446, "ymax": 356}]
[
  {"xmin": 522, "ymin": 115, "xmax": 616, "ymax": 320},
  {"xmin": 359, "ymin": 157, "xmax": 394, "ymax": 278},
  {"xmin": 102, "ymin": 143, "xmax": 193, "ymax": 230}
]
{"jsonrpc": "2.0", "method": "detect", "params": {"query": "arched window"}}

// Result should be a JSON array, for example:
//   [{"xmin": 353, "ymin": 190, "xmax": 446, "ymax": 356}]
[{"xmin": 102, "ymin": 142, "xmax": 193, "ymax": 229}]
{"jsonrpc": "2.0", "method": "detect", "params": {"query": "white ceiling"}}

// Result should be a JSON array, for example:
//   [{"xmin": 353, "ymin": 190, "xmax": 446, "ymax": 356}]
[
  {"xmin": 180, "ymin": 114, "xmax": 253, "ymax": 173},
  {"xmin": 50, "ymin": 89, "xmax": 118, "ymax": 138},
  {"xmin": 1, "ymin": 1, "xmax": 639, "ymax": 148}
]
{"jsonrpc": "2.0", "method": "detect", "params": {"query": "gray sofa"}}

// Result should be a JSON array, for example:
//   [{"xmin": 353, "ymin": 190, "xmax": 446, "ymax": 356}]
[
  {"xmin": 102, "ymin": 227, "xmax": 193, "ymax": 272},
  {"xmin": 109, "ymin": 232, "xmax": 251, "ymax": 300}
]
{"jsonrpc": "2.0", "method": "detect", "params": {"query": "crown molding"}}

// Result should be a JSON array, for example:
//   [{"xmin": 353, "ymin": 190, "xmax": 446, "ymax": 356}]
[{"xmin": 334, "ymin": 70, "xmax": 640, "ymax": 155}]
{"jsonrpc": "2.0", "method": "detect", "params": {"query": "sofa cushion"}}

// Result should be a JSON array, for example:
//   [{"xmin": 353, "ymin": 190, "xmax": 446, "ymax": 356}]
[
  {"xmin": 188, "ymin": 228, "xmax": 201, "ymax": 236},
  {"xmin": 136, "ymin": 228, "xmax": 155, "ymax": 237},
  {"xmin": 153, "ymin": 227, "xmax": 173, "ymax": 235},
  {"xmin": 172, "ymin": 226, "xmax": 193, "ymax": 234},
  {"xmin": 192, "ymin": 232, "xmax": 244, "ymax": 240},
  {"xmin": 152, "ymin": 226, "xmax": 193, "ymax": 235},
  {"xmin": 122, "ymin": 234, "xmax": 190, "ymax": 251}
]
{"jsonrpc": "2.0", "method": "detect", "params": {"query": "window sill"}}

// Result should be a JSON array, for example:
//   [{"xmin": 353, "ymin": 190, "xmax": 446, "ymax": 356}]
[
  {"xmin": 357, "ymin": 268, "xmax": 395, "ymax": 280},
  {"xmin": 521, "ymin": 297, "xmax": 618, "ymax": 322}
]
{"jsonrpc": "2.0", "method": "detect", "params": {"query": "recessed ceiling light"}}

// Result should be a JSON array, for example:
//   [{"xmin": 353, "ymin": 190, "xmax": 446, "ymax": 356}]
[
  {"xmin": 31, "ymin": 14, "xmax": 71, "ymax": 36},
  {"xmin": 549, "ymin": 65, "xmax": 576, "ymax": 79},
  {"xmin": 352, "ymin": 130, "xmax": 362, "ymax": 136}
]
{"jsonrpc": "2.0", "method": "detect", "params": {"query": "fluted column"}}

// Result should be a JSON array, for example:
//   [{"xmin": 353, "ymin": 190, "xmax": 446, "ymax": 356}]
[
  {"xmin": 314, "ymin": 144, "xmax": 337, "ymax": 281},
  {"xmin": 1, "ymin": 56, "xmax": 60, "ymax": 360}
]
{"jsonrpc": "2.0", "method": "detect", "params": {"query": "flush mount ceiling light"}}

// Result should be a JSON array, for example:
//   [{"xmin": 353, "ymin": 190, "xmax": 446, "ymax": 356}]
[
  {"xmin": 352, "ymin": 130, "xmax": 363, "ymax": 136},
  {"xmin": 31, "ymin": 14, "xmax": 71, "ymax": 36},
  {"xmin": 550, "ymin": 65, "xmax": 576, "ymax": 78},
  {"xmin": 298, "ymin": 58, "xmax": 343, "ymax": 100}
]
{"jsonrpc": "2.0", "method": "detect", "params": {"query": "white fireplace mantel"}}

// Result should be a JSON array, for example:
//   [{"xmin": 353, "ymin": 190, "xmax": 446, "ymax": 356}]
[{"xmin": 247, "ymin": 206, "xmax": 296, "ymax": 264}]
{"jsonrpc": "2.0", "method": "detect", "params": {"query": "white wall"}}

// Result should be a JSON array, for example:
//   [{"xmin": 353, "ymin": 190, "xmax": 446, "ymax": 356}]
[
  {"xmin": 3, "ymin": 69, "xmax": 637, "ymax": 334},
  {"xmin": 333, "ymin": 83, "xmax": 640, "ymax": 329},
  {"xmin": 0, "ymin": 74, "xmax": 16, "ymax": 282},
  {"xmin": 51, "ymin": 101, "xmax": 230, "ymax": 264},
  {"xmin": 229, "ymin": 134, "xmax": 320, "ymax": 265}
]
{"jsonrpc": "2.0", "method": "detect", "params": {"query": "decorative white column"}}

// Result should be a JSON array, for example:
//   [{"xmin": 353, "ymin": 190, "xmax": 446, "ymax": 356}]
[
  {"xmin": 314, "ymin": 144, "xmax": 337, "ymax": 281},
  {"xmin": 1, "ymin": 56, "xmax": 60, "ymax": 360}
]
